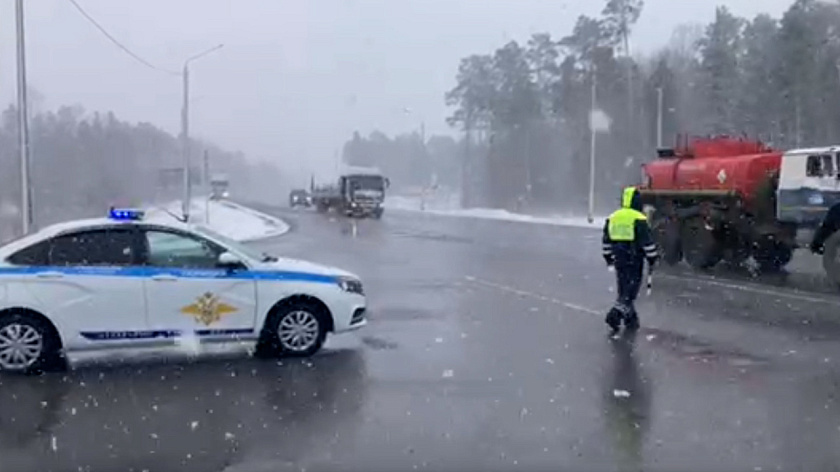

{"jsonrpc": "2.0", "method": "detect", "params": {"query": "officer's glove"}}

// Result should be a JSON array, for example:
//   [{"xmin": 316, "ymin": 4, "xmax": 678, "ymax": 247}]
[
  {"xmin": 646, "ymin": 255, "xmax": 659, "ymax": 268},
  {"xmin": 810, "ymin": 242, "xmax": 825, "ymax": 255},
  {"xmin": 603, "ymin": 255, "xmax": 615, "ymax": 267}
]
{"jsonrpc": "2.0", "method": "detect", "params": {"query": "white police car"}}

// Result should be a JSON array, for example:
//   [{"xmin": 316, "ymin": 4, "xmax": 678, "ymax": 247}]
[{"xmin": 0, "ymin": 208, "xmax": 366, "ymax": 373}]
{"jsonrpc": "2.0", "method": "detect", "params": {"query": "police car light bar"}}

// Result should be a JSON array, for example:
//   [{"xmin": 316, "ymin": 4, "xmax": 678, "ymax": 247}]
[{"xmin": 109, "ymin": 208, "xmax": 145, "ymax": 221}]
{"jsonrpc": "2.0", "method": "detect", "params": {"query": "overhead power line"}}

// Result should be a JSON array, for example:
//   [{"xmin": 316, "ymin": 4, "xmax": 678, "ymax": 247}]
[{"xmin": 66, "ymin": 0, "xmax": 179, "ymax": 75}]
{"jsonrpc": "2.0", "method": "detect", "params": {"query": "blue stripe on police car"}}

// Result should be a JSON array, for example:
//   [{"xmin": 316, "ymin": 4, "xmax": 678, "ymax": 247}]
[{"xmin": 0, "ymin": 265, "xmax": 338, "ymax": 284}]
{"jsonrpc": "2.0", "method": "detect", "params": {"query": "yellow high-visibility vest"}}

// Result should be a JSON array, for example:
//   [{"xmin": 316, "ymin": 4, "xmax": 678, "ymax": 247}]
[{"xmin": 607, "ymin": 208, "xmax": 647, "ymax": 241}]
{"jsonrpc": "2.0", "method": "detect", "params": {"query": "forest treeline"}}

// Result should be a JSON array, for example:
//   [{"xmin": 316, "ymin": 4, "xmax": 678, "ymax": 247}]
[{"xmin": 345, "ymin": 0, "xmax": 840, "ymax": 213}]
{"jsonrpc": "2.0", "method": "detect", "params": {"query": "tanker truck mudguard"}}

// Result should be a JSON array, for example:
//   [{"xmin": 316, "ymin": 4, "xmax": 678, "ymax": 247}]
[
  {"xmin": 638, "ymin": 136, "xmax": 840, "ymax": 283},
  {"xmin": 310, "ymin": 166, "xmax": 389, "ymax": 219}
]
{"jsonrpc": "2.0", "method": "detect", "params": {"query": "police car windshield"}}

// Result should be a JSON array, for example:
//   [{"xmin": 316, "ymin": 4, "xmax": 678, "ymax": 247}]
[{"xmin": 193, "ymin": 226, "xmax": 275, "ymax": 262}]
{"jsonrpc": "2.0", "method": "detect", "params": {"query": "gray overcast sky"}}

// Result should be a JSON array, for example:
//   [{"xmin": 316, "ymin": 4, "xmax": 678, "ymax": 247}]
[{"xmin": 0, "ymin": 0, "xmax": 790, "ymax": 174}]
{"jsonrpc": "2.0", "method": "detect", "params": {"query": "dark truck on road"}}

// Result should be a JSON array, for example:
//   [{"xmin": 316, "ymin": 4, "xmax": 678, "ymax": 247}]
[
  {"xmin": 309, "ymin": 167, "xmax": 389, "ymax": 219},
  {"xmin": 289, "ymin": 189, "xmax": 311, "ymax": 208}
]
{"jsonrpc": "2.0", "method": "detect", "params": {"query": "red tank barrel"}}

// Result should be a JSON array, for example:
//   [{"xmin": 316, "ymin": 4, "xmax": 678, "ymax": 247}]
[{"xmin": 642, "ymin": 135, "xmax": 782, "ymax": 205}]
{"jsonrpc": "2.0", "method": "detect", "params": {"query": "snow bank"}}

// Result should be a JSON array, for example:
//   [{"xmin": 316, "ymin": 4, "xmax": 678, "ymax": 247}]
[
  {"xmin": 146, "ymin": 199, "xmax": 289, "ymax": 242},
  {"xmin": 387, "ymin": 195, "xmax": 604, "ymax": 229}
]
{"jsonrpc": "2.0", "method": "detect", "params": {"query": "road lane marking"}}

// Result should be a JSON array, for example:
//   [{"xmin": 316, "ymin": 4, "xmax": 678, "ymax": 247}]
[
  {"xmin": 655, "ymin": 273, "xmax": 840, "ymax": 306},
  {"xmin": 463, "ymin": 275, "xmax": 601, "ymax": 315}
]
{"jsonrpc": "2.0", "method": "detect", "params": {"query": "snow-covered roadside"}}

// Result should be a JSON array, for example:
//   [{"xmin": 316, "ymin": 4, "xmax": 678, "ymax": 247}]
[
  {"xmin": 145, "ymin": 199, "xmax": 289, "ymax": 242},
  {"xmin": 387, "ymin": 195, "xmax": 605, "ymax": 229}
]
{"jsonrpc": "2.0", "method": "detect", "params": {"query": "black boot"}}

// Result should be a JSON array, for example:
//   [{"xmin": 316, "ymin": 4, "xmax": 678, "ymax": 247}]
[
  {"xmin": 605, "ymin": 307, "xmax": 622, "ymax": 334},
  {"xmin": 623, "ymin": 310, "xmax": 640, "ymax": 331}
]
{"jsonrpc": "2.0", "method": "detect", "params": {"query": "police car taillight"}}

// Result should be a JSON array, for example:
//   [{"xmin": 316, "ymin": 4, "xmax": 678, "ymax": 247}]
[{"xmin": 109, "ymin": 208, "xmax": 145, "ymax": 220}]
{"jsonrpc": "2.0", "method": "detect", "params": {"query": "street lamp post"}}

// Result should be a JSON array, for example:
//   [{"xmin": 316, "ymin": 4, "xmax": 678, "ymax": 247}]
[
  {"xmin": 403, "ymin": 107, "xmax": 431, "ymax": 205},
  {"xmin": 587, "ymin": 66, "xmax": 597, "ymax": 224},
  {"xmin": 181, "ymin": 44, "xmax": 223, "ymax": 221},
  {"xmin": 656, "ymin": 87, "xmax": 664, "ymax": 149},
  {"xmin": 15, "ymin": 0, "xmax": 32, "ymax": 234}
]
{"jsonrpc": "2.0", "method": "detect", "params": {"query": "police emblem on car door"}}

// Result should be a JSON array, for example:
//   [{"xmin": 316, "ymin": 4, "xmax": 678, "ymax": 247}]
[{"xmin": 180, "ymin": 292, "xmax": 237, "ymax": 326}]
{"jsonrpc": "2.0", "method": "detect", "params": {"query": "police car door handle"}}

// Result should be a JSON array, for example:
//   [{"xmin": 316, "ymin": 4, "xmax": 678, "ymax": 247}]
[
  {"xmin": 36, "ymin": 271, "xmax": 63, "ymax": 279},
  {"xmin": 150, "ymin": 274, "xmax": 178, "ymax": 281}
]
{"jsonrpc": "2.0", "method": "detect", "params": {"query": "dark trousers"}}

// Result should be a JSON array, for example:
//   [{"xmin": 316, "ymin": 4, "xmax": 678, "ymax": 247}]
[{"xmin": 614, "ymin": 259, "xmax": 644, "ymax": 317}]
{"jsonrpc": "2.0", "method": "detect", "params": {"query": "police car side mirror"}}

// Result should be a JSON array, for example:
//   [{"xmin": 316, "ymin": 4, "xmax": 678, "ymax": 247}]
[{"xmin": 217, "ymin": 252, "xmax": 243, "ymax": 270}]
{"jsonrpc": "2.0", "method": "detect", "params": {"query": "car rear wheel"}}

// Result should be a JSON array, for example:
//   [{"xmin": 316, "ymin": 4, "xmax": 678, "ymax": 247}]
[
  {"xmin": 0, "ymin": 312, "xmax": 62, "ymax": 374},
  {"xmin": 257, "ymin": 302, "xmax": 328, "ymax": 358}
]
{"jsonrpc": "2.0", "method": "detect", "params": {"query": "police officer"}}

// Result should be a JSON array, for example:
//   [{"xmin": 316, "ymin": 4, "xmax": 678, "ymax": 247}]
[{"xmin": 602, "ymin": 187, "xmax": 659, "ymax": 332}]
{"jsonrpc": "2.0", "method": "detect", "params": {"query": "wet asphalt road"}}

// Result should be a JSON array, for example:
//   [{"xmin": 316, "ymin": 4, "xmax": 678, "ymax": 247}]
[{"xmin": 4, "ymin": 207, "xmax": 840, "ymax": 472}]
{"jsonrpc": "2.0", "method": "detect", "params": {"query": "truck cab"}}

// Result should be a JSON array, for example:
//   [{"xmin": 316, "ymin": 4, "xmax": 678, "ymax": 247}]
[
  {"xmin": 776, "ymin": 146, "xmax": 840, "ymax": 286},
  {"xmin": 776, "ymin": 146, "xmax": 840, "ymax": 227},
  {"xmin": 339, "ymin": 173, "xmax": 389, "ymax": 219}
]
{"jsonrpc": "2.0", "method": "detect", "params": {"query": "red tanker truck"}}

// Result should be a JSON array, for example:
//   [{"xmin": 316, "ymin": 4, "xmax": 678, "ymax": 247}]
[{"xmin": 638, "ymin": 135, "xmax": 840, "ymax": 284}]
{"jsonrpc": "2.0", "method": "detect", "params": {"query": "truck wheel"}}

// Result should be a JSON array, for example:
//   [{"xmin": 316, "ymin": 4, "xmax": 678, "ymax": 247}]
[
  {"xmin": 822, "ymin": 232, "xmax": 840, "ymax": 286},
  {"xmin": 681, "ymin": 219, "xmax": 721, "ymax": 270},
  {"xmin": 655, "ymin": 219, "xmax": 682, "ymax": 265},
  {"xmin": 722, "ymin": 246, "xmax": 750, "ymax": 267},
  {"xmin": 754, "ymin": 239, "xmax": 793, "ymax": 273}
]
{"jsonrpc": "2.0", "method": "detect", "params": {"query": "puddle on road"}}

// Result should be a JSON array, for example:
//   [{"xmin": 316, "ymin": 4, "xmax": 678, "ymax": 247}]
[
  {"xmin": 373, "ymin": 307, "xmax": 436, "ymax": 321},
  {"xmin": 392, "ymin": 229, "xmax": 474, "ymax": 245},
  {"xmin": 361, "ymin": 336, "xmax": 398, "ymax": 351},
  {"xmin": 643, "ymin": 328, "xmax": 768, "ymax": 369}
]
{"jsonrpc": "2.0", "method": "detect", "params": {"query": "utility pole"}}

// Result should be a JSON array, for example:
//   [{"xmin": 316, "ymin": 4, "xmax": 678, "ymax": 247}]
[
  {"xmin": 181, "ymin": 65, "xmax": 190, "ymax": 221},
  {"xmin": 203, "ymin": 150, "xmax": 210, "ymax": 223},
  {"xmin": 15, "ymin": 0, "xmax": 32, "ymax": 234},
  {"xmin": 795, "ymin": 95, "xmax": 801, "ymax": 148},
  {"xmin": 180, "ymin": 44, "xmax": 223, "ymax": 222},
  {"xmin": 525, "ymin": 120, "xmax": 532, "ymax": 201},
  {"xmin": 656, "ymin": 87, "xmax": 664, "ymax": 148},
  {"xmin": 462, "ymin": 120, "xmax": 472, "ymax": 208},
  {"xmin": 420, "ymin": 121, "xmax": 433, "ymax": 193},
  {"xmin": 627, "ymin": 57, "xmax": 634, "ymax": 146},
  {"xmin": 622, "ymin": 18, "xmax": 634, "ymax": 149},
  {"xmin": 588, "ymin": 66, "xmax": 597, "ymax": 224}
]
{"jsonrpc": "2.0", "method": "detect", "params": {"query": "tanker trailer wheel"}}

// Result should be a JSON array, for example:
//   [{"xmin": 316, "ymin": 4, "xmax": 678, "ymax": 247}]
[
  {"xmin": 652, "ymin": 218, "xmax": 682, "ymax": 265},
  {"xmin": 753, "ymin": 238, "xmax": 793, "ymax": 273},
  {"xmin": 721, "ymin": 236, "xmax": 751, "ymax": 267},
  {"xmin": 680, "ymin": 218, "xmax": 721, "ymax": 270},
  {"xmin": 821, "ymin": 232, "xmax": 840, "ymax": 287}
]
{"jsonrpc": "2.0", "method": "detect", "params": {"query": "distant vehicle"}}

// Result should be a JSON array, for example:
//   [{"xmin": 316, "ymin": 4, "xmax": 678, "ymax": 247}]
[
  {"xmin": 310, "ymin": 166, "xmax": 389, "ymax": 219},
  {"xmin": 209, "ymin": 174, "xmax": 230, "ymax": 200},
  {"xmin": 638, "ymin": 135, "xmax": 840, "ymax": 283},
  {"xmin": 289, "ymin": 189, "xmax": 311, "ymax": 208},
  {"xmin": 0, "ymin": 207, "xmax": 366, "ymax": 373}
]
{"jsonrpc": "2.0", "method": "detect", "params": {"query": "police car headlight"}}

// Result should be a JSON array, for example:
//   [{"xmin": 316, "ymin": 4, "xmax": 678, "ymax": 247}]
[{"xmin": 337, "ymin": 276, "xmax": 364, "ymax": 295}]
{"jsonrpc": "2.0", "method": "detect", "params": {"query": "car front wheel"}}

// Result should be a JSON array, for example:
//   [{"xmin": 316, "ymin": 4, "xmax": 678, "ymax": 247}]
[{"xmin": 257, "ymin": 302, "xmax": 328, "ymax": 358}]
